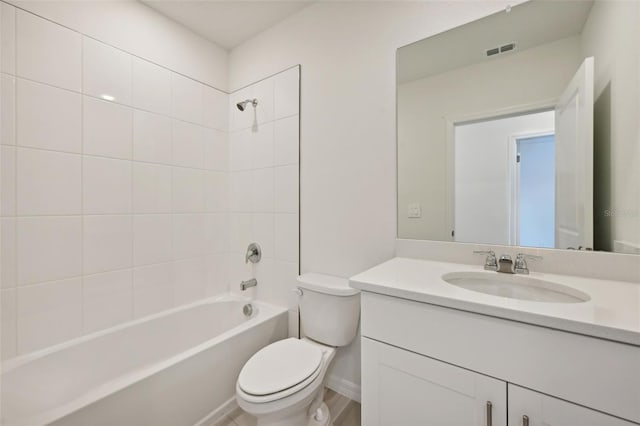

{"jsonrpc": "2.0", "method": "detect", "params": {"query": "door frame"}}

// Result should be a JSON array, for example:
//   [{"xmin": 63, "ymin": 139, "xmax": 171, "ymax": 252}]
[
  {"xmin": 445, "ymin": 99, "xmax": 557, "ymax": 242},
  {"xmin": 508, "ymin": 130, "xmax": 555, "ymax": 246}
]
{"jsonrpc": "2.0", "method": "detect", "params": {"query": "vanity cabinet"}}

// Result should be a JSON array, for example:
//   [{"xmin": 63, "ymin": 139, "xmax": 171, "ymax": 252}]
[
  {"xmin": 362, "ymin": 338, "xmax": 507, "ymax": 426},
  {"xmin": 360, "ymin": 292, "xmax": 640, "ymax": 425},
  {"xmin": 508, "ymin": 385, "xmax": 635, "ymax": 426}
]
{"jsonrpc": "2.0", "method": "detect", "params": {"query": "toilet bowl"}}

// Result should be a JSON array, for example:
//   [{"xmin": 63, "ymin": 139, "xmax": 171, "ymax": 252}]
[{"xmin": 235, "ymin": 273, "xmax": 360, "ymax": 426}]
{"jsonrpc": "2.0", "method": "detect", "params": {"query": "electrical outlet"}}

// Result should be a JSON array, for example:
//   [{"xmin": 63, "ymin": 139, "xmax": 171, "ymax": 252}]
[{"xmin": 407, "ymin": 203, "xmax": 422, "ymax": 218}]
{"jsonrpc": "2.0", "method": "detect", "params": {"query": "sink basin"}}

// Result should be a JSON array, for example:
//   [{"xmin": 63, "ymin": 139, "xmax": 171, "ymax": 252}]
[{"xmin": 441, "ymin": 272, "xmax": 590, "ymax": 303}]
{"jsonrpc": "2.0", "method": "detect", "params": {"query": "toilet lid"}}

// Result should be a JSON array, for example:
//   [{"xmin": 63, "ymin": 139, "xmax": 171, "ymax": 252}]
[{"xmin": 238, "ymin": 338, "xmax": 323, "ymax": 396}]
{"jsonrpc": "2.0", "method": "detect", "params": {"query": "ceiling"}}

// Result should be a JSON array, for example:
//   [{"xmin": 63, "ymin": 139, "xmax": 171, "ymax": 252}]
[
  {"xmin": 397, "ymin": 0, "xmax": 594, "ymax": 84},
  {"xmin": 142, "ymin": 0, "xmax": 313, "ymax": 50}
]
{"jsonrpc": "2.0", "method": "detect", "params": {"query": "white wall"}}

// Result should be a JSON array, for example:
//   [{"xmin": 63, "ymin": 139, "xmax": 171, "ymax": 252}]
[
  {"xmin": 582, "ymin": 0, "xmax": 640, "ymax": 253},
  {"xmin": 0, "ymin": 2, "xmax": 229, "ymax": 359},
  {"xmin": 398, "ymin": 36, "xmax": 583, "ymax": 241},
  {"xmin": 454, "ymin": 111, "xmax": 554, "ymax": 246},
  {"xmin": 6, "ymin": 0, "xmax": 228, "ymax": 90},
  {"xmin": 228, "ymin": 0, "xmax": 519, "ymax": 397}
]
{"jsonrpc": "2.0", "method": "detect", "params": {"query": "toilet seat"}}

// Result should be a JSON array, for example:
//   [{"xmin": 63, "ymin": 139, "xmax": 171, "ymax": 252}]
[{"xmin": 238, "ymin": 338, "xmax": 324, "ymax": 403}]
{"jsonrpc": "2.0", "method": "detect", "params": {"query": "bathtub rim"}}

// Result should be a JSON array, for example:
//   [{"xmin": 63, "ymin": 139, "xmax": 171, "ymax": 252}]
[{"xmin": 1, "ymin": 294, "xmax": 288, "ymax": 426}]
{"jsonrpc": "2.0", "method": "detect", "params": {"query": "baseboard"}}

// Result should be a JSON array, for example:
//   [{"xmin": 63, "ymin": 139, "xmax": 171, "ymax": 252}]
[
  {"xmin": 326, "ymin": 375, "xmax": 361, "ymax": 403},
  {"xmin": 193, "ymin": 396, "xmax": 238, "ymax": 426}
]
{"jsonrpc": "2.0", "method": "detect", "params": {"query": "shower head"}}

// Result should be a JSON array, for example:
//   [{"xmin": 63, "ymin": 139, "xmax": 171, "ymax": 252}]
[{"xmin": 236, "ymin": 99, "xmax": 258, "ymax": 111}]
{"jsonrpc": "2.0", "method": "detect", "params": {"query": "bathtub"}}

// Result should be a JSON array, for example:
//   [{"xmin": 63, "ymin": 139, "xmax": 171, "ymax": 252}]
[{"xmin": 0, "ymin": 295, "xmax": 288, "ymax": 426}]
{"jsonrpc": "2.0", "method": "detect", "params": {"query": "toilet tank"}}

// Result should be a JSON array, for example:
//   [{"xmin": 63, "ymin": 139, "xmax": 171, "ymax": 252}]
[{"xmin": 296, "ymin": 273, "xmax": 360, "ymax": 347}]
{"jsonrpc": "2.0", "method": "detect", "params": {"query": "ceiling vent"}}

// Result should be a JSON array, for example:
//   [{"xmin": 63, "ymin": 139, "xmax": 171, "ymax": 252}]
[{"xmin": 486, "ymin": 42, "xmax": 517, "ymax": 57}]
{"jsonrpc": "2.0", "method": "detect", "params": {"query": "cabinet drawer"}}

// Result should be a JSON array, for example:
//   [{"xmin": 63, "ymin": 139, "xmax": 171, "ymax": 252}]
[{"xmin": 361, "ymin": 292, "xmax": 640, "ymax": 423}]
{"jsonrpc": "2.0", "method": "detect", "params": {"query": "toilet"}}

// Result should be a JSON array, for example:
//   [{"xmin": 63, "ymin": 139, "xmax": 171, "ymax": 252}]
[{"xmin": 235, "ymin": 273, "xmax": 360, "ymax": 426}]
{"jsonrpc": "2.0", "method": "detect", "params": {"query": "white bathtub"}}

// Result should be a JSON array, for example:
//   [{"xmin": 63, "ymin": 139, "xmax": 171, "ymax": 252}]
[{"xmin": 0, "ymin": 295, "xmax": 288, "ymax": 426}]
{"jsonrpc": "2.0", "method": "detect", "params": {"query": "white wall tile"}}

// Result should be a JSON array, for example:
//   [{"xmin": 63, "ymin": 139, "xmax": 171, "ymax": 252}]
[
  {"xmin": 252, "ymin": 168, "xmax": 274, "ymax": 213},
  {"xmin": 274, "ymin": 67, "xmax": 300, "ymax": 120},
  {"xmin": 230, "ymin": 171, "xmax": 252, "ymax": 212},
  {"xmin": 229, "ymin": 129, "xmax": 252, "ymax": 171},
  {"xmin": 172, "ymin": 214, "xmax": 205, "ymax": 260},
  {"xmin": 1, "ymin": 3, "xmax": 16, "ymax": 75},
  {"xmin": 252, "ymin": 122, "xmax": 274, "ymax": 169},
  {"xmin": 253, "ymin": 213, "xmax": 274, "ymax": 259},
  {"xmin": 274, "ymin": 115, "xmax": 299, "ymax": 166},
  {"xmin": 16, "ymin": 148, "xmax": 81, "ymax": 215},
  {"xmin": 275, "ymin": 213, "xmax": 299, "ymax": 263},
  {"xmin": 172, "ymin": 120, "xmax": 204, "ymax": 169},
  {"xmin": 1, "ymin": 145, "xmax": 15, "ymax": 215},
  {"xmin": 83, "ymin": 156, "xmax": 132, "ymax": 214},
  {"xmin": 1, "ymin": 218, "xmax": 16, "ymax": 289},
  {"xmin": 83, "ymin": 215, "xmax": 132, "ymax": 274},
  {"xmin": 133, "ymin": 163, "xmax": 172, "ymax": 214},
  {"xmin": 17, "ymin": 79, "xmax": 81, "ymax": 153},
  {"xmin": 16, "ymin": 11, "xmax": 81, "ymax": 91},
  {"xmin": 203, "ymin": 86, "xmax": 228, "ymax": 131},
  {"xmin": 133, "ymin": 263, "xmax": 173, "ymax": 318},
  {"xmin": 288, "ymin": 309, "xmax": 299, "ymax": 338},
  {"xmin": 83, "ymin": 269, "xmax": 133, "ymax": 333},
  {"xmin": 133, "ymin": 214, "xmax": 172, "ymax": 266},
  {"xmin": 203, "ymin": 128, "xmax": 227, "ymax": 171},
  {"xmin": 228, "ymin": 250, "xmax": 252, "ymax": 295},
  {"xmin": 1, "ymin": 288, "xmax": 17, "ymax": 359},
  {"xmin": 133, "ymin": 110, "xmax": 172, "ymax": 164},
  {"xmin": 17, "ymin": 277, "xmax": 82, "ymax": 354},
  {"xmin": 82, "ymin": 37, "xmax": 132, "ymax": 105},
  {"xmin": 1, "ymin": 74, "xmax": 16, "ymax": 145},
  {"xmin": 171, "ymin": 167, "xmax": 205, "ymax": 213},
  {"xmin": 274, "ymin": 165, "xmax": 299, "ymax": 213},
  {"xmin": 205, "ymin": 171, "xmax": 228, "ymax": 213},
  {"xmin": 132, "ymin": 57, "xmax": 171, "ymax": 116},
  {"xmin": 171, "ymin": 73, "xmax": 203, "ymax": 125},
  {"xmin": 205, "ymin": 213, "xmax": 229, "ymax": 254},
  {"xmin": 229, "ymin": 213, "xmax": 253, "ymax": 254},
  {"xmin": 172, "ymin": 257, "xmax": 205, "ymax": 306},
  {"xmin": 83, "ymin": 97, "xmax": 133, "ymax": 159},
  {"xmin": 254, "ymin": 257, "xmax": 274, "ymax": 303},
  {"xmin": 17, "ymin": 217, "xmax": 82, "ymax": 286},
  {"xmin": 205, "ymin": 254, "xmax": 228, "ymax": 296}
]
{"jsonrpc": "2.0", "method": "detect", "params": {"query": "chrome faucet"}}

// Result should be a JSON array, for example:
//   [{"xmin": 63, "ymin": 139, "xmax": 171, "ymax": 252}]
[
  {"xmin": 473, "ymin": 250, "xmax": 498, "ymax": 271},
  {"xmin": 240, "ymin": 278, "xmax": 257, "ymax": 291},
  {"xmin": 245, "ymin": 243, "xmax": 261, "ymax": 264},
  {"xmin": 497, "ymin": 254, "xmax": 514, "ymax": 273},
  {"xmin": 514, "ymin": 253, "xmax": 543, "ymax": 274}
]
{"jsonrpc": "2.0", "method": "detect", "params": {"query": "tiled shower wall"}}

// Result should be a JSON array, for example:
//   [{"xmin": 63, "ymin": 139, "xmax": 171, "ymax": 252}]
[
  {"xmin": 0, "ymin": 4, "xmax": 230, "ymax": 358},
  {"xmin": 227, "ymin": 67, "xmax": 300, "ymax": 331}
]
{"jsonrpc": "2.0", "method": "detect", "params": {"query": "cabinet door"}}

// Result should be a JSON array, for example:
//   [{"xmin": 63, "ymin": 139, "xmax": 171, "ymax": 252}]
[
  {"xmin": 508, "ymin": 384, "xmax": 637, "ymax": 426},
  {"xmin": 362, "ymin": 337, "xmax": 506, "ymax": 426}
]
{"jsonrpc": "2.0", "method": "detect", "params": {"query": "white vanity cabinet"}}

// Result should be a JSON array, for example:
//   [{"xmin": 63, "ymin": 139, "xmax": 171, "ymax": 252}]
[
  {"xmin": 359, "ymin": 291, "xmax": 640, "ymax": 426},
  {"xmin": 362, "ymin": 338, "xmax": 507, "ymax": 426},
  {"xmin": 508, "ymin": 385, "xmax": 636, "ymax": 426}
]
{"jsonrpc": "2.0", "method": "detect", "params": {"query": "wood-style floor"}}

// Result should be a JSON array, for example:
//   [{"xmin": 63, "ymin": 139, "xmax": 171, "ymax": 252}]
[{"xmin": 211, "ymin": 389, "xmax": 361, "ymax": 426}]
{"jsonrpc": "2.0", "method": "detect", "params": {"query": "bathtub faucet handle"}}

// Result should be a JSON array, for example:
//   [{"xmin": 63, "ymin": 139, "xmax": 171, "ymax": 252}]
[{"xmin": 245, "ymin": 242, "xmax": 262, "ymax": 264}]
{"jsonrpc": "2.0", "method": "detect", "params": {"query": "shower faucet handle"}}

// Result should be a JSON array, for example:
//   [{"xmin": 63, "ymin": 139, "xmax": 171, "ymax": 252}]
[
  {"xmin": 473, "ymin": 250, "xmax": 498, "ymax": 271},
  {"xmin": 245, "ymin": 242, "xmax": 262, "ymax": 264}
]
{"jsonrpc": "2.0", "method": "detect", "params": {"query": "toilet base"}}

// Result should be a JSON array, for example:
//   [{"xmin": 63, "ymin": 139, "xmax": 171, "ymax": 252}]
[{"xmin": 308, "ymin": 402, "xmax": 333, "ymax": 426}]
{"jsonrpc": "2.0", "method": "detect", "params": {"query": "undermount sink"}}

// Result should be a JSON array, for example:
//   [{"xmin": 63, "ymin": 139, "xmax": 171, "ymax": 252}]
[{"xmin": 441, "ymin": 272, "xmax": 591, "ymax": 303}]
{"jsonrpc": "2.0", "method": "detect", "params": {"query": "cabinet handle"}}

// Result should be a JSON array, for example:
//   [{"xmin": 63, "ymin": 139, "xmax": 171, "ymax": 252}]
[
  {"xmin": 523, "ymin": 415, "xmax": 529, "ymax": 426},
  {"xmin": 486, "ymin": 401, "xmax": 492, "ymax": 426}
]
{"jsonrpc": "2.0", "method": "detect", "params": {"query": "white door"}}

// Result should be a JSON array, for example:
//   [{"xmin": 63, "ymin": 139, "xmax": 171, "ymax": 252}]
[
  {"xmin": 508, "ymin": 384, "xmax": 636, "ymax": 426},
  {"xmin": 362, "ymin": 338, "xmax": 506, "ymax": 426},
  {"xmin": 554, "ymin": 57, "xmax": 594, "ymax": 249}
]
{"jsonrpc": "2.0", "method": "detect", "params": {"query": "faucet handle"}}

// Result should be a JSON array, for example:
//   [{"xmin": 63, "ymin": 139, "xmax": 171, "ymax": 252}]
[
  {"xmin": 473, "ymin": 250, "xmax": 498, "ymax": 271},
  {"xmin": 514, "ymin": 253, "xmax": 542, "ymax": 274}
]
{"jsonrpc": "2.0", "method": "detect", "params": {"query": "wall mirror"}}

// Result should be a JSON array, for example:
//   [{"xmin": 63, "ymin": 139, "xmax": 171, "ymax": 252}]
[{"xmin": 397, "ymin": 0, "xmax": 640, "ymax": 254}]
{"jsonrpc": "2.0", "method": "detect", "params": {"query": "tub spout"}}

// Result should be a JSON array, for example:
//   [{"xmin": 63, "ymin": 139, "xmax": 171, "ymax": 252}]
[{"xmin": 240, "ymin": 278, "xmax": 257, "ymax": 291}]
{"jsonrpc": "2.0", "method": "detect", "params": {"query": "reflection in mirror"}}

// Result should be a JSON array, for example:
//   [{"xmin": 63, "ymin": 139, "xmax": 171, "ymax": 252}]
[{"xmin": 397, "ymin": 0, "xmax": 639, "ymax": 254}]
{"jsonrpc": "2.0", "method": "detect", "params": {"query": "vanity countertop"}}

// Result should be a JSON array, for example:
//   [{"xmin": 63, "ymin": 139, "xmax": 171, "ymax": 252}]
[{"xmin": 349, "ymin": 257, "xmax": 640, "ymax": 346}]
